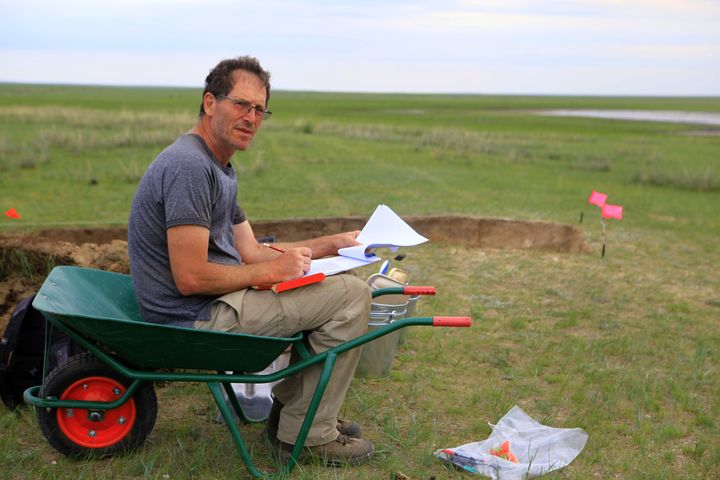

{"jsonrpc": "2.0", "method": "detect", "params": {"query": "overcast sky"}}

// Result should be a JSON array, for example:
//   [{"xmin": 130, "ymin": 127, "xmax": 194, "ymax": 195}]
[{"xmin": 1, "ymin": 0, "xmax": 719, "ymax": 96}]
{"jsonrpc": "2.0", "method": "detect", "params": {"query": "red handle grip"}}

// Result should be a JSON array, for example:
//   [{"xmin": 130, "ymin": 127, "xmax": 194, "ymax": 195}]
[
  {"xmin": 403, "ymin": 286, "xmax": 436, "ymax": 296},
  {"xmin": 432, "ymin": 316, "xmax": 472, "ymax": 327}
]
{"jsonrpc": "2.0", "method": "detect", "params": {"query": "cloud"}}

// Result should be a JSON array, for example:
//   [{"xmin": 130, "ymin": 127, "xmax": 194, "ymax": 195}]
[
  {"xmin": 1, "ymin": 0, "xmax": 718, "ymax": 94},
  {"xmin": 0, "ymin": 49, "xmax": 213, "ymax": 87}
]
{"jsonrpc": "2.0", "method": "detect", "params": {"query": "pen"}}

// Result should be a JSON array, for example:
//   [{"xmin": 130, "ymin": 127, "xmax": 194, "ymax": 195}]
[
  {"xmin": 263, "ymin": 243, "xmax": 286, "ymax": 254},
  {"xmin": 379, "ymin": 260, "xmax": 390, "ymax": 275}
]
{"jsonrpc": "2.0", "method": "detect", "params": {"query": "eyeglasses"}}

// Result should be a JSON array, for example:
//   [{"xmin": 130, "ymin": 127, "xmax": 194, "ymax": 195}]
[{"xmin": 216, "ymin": 94, "xmax": 272, "ymax": 119}]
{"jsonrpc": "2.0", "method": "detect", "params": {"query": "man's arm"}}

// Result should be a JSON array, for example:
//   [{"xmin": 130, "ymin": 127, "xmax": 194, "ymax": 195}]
[
  {"xmin": 167, "ymin": 224, "xmax": 311, "ymax": 296},
  {"xmin": 282, "ymin": 230, "xmax": 362, "ymax": 259},
  {"xmin": 233, "ymin": 221, "xmax": 362, "ymax": 262}
]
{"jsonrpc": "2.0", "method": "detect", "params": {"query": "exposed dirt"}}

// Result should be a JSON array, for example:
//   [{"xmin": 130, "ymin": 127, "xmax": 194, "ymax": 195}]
[{"xmin": 0, "ymin": 216, "xmax": 590, "ymax": 331}]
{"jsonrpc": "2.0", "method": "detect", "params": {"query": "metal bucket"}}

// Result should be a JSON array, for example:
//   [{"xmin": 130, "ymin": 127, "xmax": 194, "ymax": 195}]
[{"xmin": 356, "ymin": 273, "xmax": 420, "ymax": 378}]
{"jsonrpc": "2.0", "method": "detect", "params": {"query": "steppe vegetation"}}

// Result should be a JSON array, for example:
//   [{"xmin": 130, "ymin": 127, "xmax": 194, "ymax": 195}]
[{"xmin": 1, "ymin": 84, "xmax": 718, "ymax": 479}]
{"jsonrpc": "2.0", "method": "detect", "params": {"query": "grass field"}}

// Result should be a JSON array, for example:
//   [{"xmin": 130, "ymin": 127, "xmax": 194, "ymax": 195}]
[{"xmin": 1, "ymin": 83, "xmax": 719, "ymax": 479}]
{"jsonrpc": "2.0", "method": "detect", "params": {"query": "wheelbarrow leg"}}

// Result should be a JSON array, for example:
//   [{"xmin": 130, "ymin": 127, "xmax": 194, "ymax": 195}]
[
  {"xmin": 208, "ymin": 351, "xmax": 338, "ymax": 479},
  {"xmin": 220, "ymin": 381, "xmax": 252, "ymax": 423},
  {"xmin": 209, "ymin": 382, "xmax": 261, "ymax": 475},
  {"xmin": 285, "ymin": 352, "xmax": 337, "ymax": 468}
]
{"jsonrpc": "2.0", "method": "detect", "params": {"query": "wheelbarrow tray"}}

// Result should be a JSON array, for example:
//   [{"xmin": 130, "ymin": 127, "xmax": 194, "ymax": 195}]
[{"xmin": 32, "ymin": 266, "xmax": 298, "ymax": 372}]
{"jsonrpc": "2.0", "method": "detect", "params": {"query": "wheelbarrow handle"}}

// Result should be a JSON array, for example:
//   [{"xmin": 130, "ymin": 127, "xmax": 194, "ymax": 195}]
[
  {"xmin": 403, "ymin": 286, "xmax": 436, "ymax": 296},
  {"xmin": 432, "ymin": 316, "xmax": 472, "ymax": 327}
]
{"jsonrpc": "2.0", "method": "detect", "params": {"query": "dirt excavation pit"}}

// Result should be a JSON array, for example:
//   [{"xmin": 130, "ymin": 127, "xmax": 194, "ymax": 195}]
[{"xmin": 0, "ymin": 216, "xmax": 590, "ymax": 330}]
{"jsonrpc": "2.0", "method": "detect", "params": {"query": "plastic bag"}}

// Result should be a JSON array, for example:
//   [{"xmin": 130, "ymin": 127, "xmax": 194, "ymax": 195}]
[
  {"xmin": 215, "ymin": 351, "xmax": 290, "ymax": 423},
  {"xmin": 435, "ymin": 405, "xmax": 588, "ymax": 479}
]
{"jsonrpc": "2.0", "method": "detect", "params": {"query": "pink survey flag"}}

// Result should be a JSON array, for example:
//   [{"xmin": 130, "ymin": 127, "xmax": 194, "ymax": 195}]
[
  {"xmin": 601, "ymin": 204, "xmax": 623, "ymax": 220},
  {"xmin": 4, "ymin": 208, "xmax": 21, "ymax": 219},
  {"xmin": 588, "ymin": 191, "xmax": 608, "ymax": 207}
]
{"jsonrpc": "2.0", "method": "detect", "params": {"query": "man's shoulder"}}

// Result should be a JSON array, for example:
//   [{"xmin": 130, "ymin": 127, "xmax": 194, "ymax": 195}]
[
  {"xmin": 159, "ymin": 134, "xmax": 207, "ymax": 161},
  {"xmin": 152, "ymin": 135, "xmax": 213, "ymax": 172}
]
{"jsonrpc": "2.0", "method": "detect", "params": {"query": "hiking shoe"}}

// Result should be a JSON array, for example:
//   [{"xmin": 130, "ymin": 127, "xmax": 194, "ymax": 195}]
[
  {"xmin": 264, "ymin": 398, "xmax": 363, "ymax": 440},
  {"xmin": 277, "ymin": 434, "xmax": 374, "ymax": 467},
  {"xmin": 336, "ymin": 418, "xmax": 362, "ymax": 439}
]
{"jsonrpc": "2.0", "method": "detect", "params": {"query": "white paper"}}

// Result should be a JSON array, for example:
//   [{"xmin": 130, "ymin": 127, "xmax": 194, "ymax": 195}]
[
  {"xmin": 338, "ymin": 204, "xmax": 428, "ymax": 260},
  {"xmin": 306, "ymin": 255, "xmax": 381, "ymax": 277},
  {"xmin": 308, "ymin": 204, "xmax": 427, "ymax": 276}
]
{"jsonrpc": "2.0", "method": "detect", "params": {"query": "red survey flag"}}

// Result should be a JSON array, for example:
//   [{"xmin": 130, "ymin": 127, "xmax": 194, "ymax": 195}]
[
  {"xmin": 4, "ymin": 208, "xmax": 21, "ymax": 219},
  {"xmin": 588, "ymin": 191, "xmax": 608, "ymax": 207},
  {"xmin": 601, "ymin": 204, "xmax": 623, "ymax": 220}
]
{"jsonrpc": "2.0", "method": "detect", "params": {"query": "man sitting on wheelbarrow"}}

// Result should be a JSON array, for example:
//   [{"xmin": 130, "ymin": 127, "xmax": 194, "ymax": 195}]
[{"xmin": 127, "ymin": 56, "xmax": 374, "ymax": 466}]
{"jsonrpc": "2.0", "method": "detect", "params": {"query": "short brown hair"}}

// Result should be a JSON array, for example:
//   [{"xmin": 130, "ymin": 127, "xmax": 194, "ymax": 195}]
[{"xmin": 199, "ymin": 56, "xmax": 271, "ymax": 117}]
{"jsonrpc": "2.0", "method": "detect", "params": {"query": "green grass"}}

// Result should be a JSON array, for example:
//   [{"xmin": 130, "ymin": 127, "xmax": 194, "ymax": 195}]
[{"xmin": 1, "ymin": 84, "xmax": 719, "ymax": 479}]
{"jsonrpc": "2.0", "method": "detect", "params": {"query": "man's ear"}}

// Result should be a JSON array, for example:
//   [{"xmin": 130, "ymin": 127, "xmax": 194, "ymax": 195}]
[{"xmin": 203, "ymin": 92, "xmax": 216, "ymax": 116}]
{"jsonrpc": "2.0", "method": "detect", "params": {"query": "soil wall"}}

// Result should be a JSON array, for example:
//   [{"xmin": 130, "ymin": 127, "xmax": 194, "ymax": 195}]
[{"xmin": 0, "ymin": 216, "xmax": 590, "ymax": 330}]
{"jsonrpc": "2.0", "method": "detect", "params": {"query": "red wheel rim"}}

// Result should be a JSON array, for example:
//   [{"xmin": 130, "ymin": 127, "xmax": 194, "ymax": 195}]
[{"xmin": 57, "ymin": 376, "xmax": 136, "ymax": 448}]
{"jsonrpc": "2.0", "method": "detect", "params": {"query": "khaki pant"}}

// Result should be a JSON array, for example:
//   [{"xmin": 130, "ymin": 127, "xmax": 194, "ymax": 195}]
[{"xmin": 194, "ymin": 274, "xmax": 370, "ymax": 446}]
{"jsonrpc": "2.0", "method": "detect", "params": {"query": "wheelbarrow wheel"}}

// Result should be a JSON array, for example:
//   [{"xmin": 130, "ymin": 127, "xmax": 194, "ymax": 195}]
[{"xmin": 37, "ymin": 352, "xmax": 157, "ymax": 458}]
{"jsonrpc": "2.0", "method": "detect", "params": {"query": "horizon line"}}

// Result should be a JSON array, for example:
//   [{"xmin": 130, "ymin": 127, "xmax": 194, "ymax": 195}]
[{"xmin": 2, "ymin": 81, "xmax": 719, "ymax": 99}]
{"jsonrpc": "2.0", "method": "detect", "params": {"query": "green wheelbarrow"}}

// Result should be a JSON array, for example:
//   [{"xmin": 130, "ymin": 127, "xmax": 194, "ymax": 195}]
[{"xmin": 24, "ymin": 266, "xmax": 471, "ymax": 478}]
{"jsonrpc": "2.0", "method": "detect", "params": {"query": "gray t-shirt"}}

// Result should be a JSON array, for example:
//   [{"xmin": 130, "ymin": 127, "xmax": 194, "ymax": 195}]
[{"xmin": 128, "ymin": 134, "xmax": 246, "ymax": 326}]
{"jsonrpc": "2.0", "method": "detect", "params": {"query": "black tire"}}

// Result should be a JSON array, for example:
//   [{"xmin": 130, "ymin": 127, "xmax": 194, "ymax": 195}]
[{"xmin": 36, "ymin": 352, "xmax": 157, "ymax": 458}]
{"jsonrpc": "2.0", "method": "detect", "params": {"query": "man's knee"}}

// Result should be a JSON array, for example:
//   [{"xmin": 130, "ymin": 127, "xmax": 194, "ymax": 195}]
[
  {"xmin": 342, "ymin": 275, "xmax": 371, "ymax": 312},
  {"xmin": 343, "ymin": 274, "xmax": 371, "ymax": 298},
  {"xmin": 339, "ymin": 275, "xmax": 371, "ymax": 337}
]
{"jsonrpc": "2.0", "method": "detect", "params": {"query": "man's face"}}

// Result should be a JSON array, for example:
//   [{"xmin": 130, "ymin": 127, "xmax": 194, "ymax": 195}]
[{"xmin": 208, "ymin": 70, "xmax": 267, "ymax": 154}]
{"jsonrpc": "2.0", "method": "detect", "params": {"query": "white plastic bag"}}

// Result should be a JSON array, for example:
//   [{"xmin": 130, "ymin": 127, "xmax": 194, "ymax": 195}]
[
  {"xmin": 435, "ymin": 405, "xmax": 588, "ymax": 479},
  {"xmin": 216, "ymin": 351, "xmax": 290, "ymax": 423}
]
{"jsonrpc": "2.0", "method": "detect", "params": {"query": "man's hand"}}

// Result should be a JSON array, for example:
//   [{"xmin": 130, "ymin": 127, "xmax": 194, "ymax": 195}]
[
  {"xmin": 272, "ymin": 247, "xmax": 312, "ymax": 280},
  {"xmin": 313, "ymin": 230, "xmax": 362, "ymax": 257}
]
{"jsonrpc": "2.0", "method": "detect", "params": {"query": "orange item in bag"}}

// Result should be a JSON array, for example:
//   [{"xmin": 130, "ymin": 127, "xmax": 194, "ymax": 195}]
[{"xmin": 490, "ymin": 440, "xmax": 519, "ymax": 463}]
